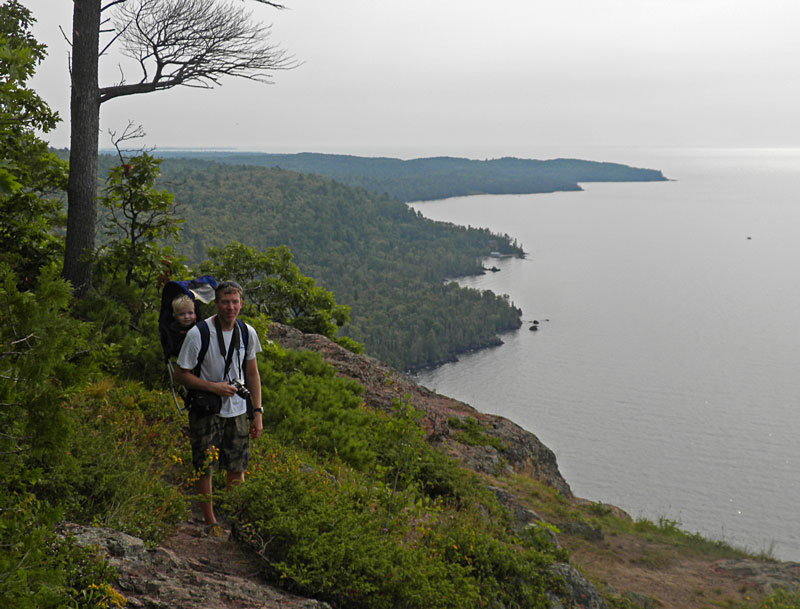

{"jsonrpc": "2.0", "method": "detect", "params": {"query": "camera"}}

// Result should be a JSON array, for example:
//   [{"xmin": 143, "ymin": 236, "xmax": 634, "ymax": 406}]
[{"xmin": 229, "ymin": 379, "xmax": 251, "ymax": 399}]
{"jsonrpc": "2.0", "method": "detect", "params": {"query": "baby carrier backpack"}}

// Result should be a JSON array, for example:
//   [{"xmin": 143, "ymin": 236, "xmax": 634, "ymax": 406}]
[{"xmin": 158, "ymin": 276, "xmax": 217, "ymax": 412}]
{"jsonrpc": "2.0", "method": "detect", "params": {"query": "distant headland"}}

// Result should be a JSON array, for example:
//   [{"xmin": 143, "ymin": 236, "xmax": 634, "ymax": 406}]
[{"xmin": 152, "ymin": 150, "xmax": 668, "ymax": 203}]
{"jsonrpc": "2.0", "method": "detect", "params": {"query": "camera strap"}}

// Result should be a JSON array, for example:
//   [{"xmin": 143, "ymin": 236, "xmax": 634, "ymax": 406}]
[{"xmin": 213, "ymin": 316, "xmax": 240, "ymax": 381}]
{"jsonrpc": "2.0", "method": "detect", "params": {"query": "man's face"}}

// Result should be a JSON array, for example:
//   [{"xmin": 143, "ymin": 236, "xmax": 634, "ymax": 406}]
[{"xmin": 215, "ymin": 289, "xmax": 242, "ymax": 324}]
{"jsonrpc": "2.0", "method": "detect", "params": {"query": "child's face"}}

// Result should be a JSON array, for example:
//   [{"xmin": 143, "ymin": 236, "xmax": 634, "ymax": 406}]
[{"xmin": 174, "ymin": 303, "xmax": 196, "ymax": 327}]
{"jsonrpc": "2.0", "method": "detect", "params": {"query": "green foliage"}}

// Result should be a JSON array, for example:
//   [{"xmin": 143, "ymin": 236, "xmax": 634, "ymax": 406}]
[
  {"xmin": 433, "ymin": 511, "xmax": 563, "ymax": 608},
  {"xmin": 448, "ymin": 416, "xmax": 507, "ymax": 451},
  {"xmin": 0, "ymin": 266, "xmax": 184, "ymax": 604},
  {"xmin": 0, "ymin": 264, "xmax": 87, "ymax": 476},
  {"xmin": 0, "ymin": 265, "xmax": 133, "ymax": 606},
  {"xmin": 83, "ymin": 149, "xmax": 189, "ymax": 383},
  {"xmin": 373, "ymin": 394, "xmax": 427, "ymax": 504},
  {"xmin": 0, "ymin": 0, "xmax": 67, "ymax": 288},
  {"xmin": 221, "ymin": 346, "xmax": 562, "ymax": 608},
  {"xmin": 331, "ymin": 333, "xmax": 363, "ymax": 353},
  {"xmin": 227, "ymin": 447, "xmax": 479, "ymax": 609},
  {"xmin": 517, "ymin": 520, "xmax": 565, "ymax": 555},
  {"xmin": 587, "ymin": 501, "xmax": 614, "ymax": 517},
  {"xmin": 225, "ymin": 440, "xmax": 560, "ymax": 609},
  {"xmin": 0, "ymin": 491, "xmax": 122, "ymax": 609},
  {"xmin": 57, "ymin": 380, "xmax": 189, "ymax": 543},
  {"xmin": 200, "ymin": 242, "xmax": 351, "ymax": 339},
  {"xmin": 258, "ymin": 342, "xmax": 374, "ymax": 469},
  {"xmin": 738, "ymin": 589, "xmax": 800, "ymax": 609},
  {"xmin": 70, "ymin": 276, "xmax": 167, "ymax": 385},
  {"xmin": 96, "ymin": 152, "xmax": 183, "ymax": 289},
  {"xmin": 59, "ymin": 537, "xmax": 125, "ymax": 609},
  {"xmin": 0, "ymin": 492, "xmax": 64, "ymax": 608},
  {"xmin": 258, "ymin": 339, "xmax": 500, "ymax": 507}
]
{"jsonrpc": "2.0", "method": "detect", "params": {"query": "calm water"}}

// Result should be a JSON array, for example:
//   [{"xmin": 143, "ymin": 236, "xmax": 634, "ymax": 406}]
[{"xmin": 411, "ymin": 148, "xmax": 800, "ymax": 561}]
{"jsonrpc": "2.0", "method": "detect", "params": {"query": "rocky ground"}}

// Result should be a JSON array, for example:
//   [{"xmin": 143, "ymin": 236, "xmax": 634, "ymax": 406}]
[
  {"xmin": 64, "ymin": 518, "xmax": 331, "ymax": 609},
  {"xmin": 69, "ymin": 325, "xmax": 800, "ymax": 608}
]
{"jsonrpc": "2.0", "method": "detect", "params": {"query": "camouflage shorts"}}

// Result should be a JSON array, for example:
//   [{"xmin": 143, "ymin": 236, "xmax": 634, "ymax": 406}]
[{"xmin": 188, "ymin": 411, "xmax": 250, "ymax": 474}]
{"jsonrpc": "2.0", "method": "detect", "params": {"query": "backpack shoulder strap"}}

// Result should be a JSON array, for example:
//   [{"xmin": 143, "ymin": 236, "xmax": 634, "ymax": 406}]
[
  {"xmin": 236, "ymin": 319, "xmax": 254, "ymax": 418},
  {"xmin": 193, "ymin": 320, "xmax": 210, "ymax": 377},
  {"xmin": 237, "ymin": 319, "xmax": 250, "ymax": 352},
  {"xmin": 193, "ymin": 319, "xmax": 248, "ymax": 377}
]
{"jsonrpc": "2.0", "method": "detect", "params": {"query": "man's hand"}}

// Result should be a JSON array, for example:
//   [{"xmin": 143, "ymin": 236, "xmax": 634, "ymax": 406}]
[
  {"xmin": 174, "ymin": 368, "xmax": 237, "ymax": 398},
  {"xmin": 249, "ymin": 413, "xmax": 263, "ymax": 440},
  {"xmin": 210, "ymin": 381, "xmax": 237, "ymax": 397}
]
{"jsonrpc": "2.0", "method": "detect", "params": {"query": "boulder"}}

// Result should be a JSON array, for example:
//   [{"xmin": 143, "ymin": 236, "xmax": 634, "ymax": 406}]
[{"xmin": 548, "ymin": 563, "xmax": 609, "ymax": 609}]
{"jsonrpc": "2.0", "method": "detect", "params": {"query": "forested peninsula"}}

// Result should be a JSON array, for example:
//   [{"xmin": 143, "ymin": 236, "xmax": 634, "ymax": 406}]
[
  {"xmin": 137, "ymin": 156, "xmax": 525, "ymax": 371},
  {"xmin": 133, "ymin": 153, "xmax": 664, "ymax": 371},
  {"xmin": 155, "ymin": 150, "xmax": 668, "ymax": 202}
]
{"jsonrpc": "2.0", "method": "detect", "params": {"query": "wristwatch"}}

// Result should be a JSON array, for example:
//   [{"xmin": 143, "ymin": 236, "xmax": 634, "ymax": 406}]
[{"xmin": 252, "ymin": 407, "xmax": 263, "ymax": 413}]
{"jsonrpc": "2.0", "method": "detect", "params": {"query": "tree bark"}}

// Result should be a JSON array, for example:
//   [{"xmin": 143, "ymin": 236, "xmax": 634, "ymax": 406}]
[
  {"xmin": 63, "ymin": 0, "xmax": 101, "ymax": 295},
  {"xmin": 62, "ymin": 0, "xmax": 291, "ymax": 296}
]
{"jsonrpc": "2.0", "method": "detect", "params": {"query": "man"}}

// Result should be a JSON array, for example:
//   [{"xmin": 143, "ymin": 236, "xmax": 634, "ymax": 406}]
[{"xmin": 175, "ymin": 280, "xmax": 262, "ymax": 534}]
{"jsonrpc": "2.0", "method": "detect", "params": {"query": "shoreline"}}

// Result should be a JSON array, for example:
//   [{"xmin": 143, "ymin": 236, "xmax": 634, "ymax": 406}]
[{"xmin": 407, "ymin": 252, "xmax": 528, "ymax": 375}]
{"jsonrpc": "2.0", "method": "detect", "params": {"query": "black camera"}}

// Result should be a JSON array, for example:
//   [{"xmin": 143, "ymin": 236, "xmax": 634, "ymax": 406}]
[{"xmin": 229, "ymin": 379, "xmax": 251, "ymax": 399}]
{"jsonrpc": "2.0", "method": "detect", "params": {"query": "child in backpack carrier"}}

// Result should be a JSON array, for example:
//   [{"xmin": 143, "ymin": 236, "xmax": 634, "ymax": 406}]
[{"xmin": 171, "ymin": 295, "xmax": 197, "ymax": 343}]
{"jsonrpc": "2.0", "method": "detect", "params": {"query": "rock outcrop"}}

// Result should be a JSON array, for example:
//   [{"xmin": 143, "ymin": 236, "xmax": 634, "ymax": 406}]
[
  {"xmin": 61, "ymin": 522, "xmax": 330, "ymax": 609},
  {"xmin": 713, "ymin": 559, "xmax": 800, "ymax": 594}
]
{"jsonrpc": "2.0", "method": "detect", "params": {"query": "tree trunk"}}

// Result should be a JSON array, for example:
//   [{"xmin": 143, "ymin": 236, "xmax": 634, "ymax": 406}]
[{"xmin": 63, "ymin": 0, "xmax": 101, "ymax": 295}]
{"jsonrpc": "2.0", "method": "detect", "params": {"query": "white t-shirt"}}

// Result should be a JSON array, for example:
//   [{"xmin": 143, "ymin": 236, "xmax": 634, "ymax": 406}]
[{"xmin": 177, "ymin": 316, "xmax": 262, "ymax": 417}]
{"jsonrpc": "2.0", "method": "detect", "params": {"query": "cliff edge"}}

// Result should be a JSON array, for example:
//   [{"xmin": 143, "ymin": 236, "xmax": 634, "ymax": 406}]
[
  {"xmin": 266, "ymin": 322, "xmax": 573, "ymax": 498},
  {"xmin": 68, "ymin": 324, "xmax": 800, "ymax": 609}
]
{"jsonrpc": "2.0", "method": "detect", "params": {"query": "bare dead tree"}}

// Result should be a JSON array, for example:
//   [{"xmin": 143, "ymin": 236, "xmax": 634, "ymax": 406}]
[
  {"xmin": 64, "ymin": 0, "xmax": 294, "ymax": 295},
  {"xmin": 102, "ymin": 0, "xmax": 295, "ymax": 101}
]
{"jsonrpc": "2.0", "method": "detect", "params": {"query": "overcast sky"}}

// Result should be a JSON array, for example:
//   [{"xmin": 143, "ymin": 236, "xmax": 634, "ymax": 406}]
[{"xmin": 27, "ymin": 0, "xmax": 800, "ymax": 159}]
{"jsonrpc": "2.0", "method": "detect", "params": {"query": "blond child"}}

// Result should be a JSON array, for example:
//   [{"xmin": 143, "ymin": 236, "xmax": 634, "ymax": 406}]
[{"xmin": 172, "ymin": 294, "xmax": 197, "ymax": 330}]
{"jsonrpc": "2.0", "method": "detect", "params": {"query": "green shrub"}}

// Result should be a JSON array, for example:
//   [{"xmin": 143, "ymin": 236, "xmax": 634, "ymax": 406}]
[
  {"xmin": 0, "ymin": 264, "xmax": 88, "ymax": 479},
  {"xmin": 59, "ymin": 537, "xmax": 125, "ymax": 609},
  {"xmin": 71, "ymin": 278, "xmax": 165, "ymax": 386},
  {"xmin": 448, "ymin": 416, "xmax": 507, "ymax": 451},
  {"xmin": 739, "ymin": 589, "xmax": 800, "ymax": 609},
  {"xmin": 433, "ymin": 509, "xmax": 564, "ymax": 608},
  {"xmin": 200, "ymin": 242, "xmax": 351, "ymax": 339},
  {"xmin": 226, "ymin": 444, "xmax": 479, "ymax": 609},
  {"xmin": 56, "ymin": 379, "xmax": 189, "ymax": 543},
  {"xmin": 258, "ymin": 344, "xmax": 376, "ymax": 470},
  {"xmin": 257, "ymin": 347, "xmax": 506, "ymax": 511},
  {"xmin": 0, "ymin": 492, "xmax": 65, "ymax": 608},
  {"xmin": 225, "ymin": 440, "xmax": 562, "ymax": 609},
  {"xmin": 0, "ymin": 492, "xmax": 121, "ymax": 609},
  {"xmin": 0, "ymin": 265, "xmax": 128, "ymax": 606}
]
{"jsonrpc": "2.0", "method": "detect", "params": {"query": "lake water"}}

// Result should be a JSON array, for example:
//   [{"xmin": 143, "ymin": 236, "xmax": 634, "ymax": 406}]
[{"xmin": 410, "ymin": 147, "xmax": 800, "ymax": 562}]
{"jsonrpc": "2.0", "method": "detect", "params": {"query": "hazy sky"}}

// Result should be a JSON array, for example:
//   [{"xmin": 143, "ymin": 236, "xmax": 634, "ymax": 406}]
[{"xmin": 27, "ymin": 0, "xmax": 800, "ymax": 158}]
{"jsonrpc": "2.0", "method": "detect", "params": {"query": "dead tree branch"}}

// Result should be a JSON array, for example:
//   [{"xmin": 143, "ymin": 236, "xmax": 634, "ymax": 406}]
[{"xmin": 100, "ymin": 0, "xmax": 296, "ymax": 103}]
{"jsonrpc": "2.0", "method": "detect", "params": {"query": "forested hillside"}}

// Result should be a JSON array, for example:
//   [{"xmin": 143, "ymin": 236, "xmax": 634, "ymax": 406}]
[
  {"xmin": 155, "ymin": 158, "xmax": 524, "ymax": 370},
  {"xmin": 155, "ymin": 151, "xmax": 667, "ymax": 202},
  {"xmin": 91, "ymin": 151, "xmax": 667, "ymax": 370}
]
